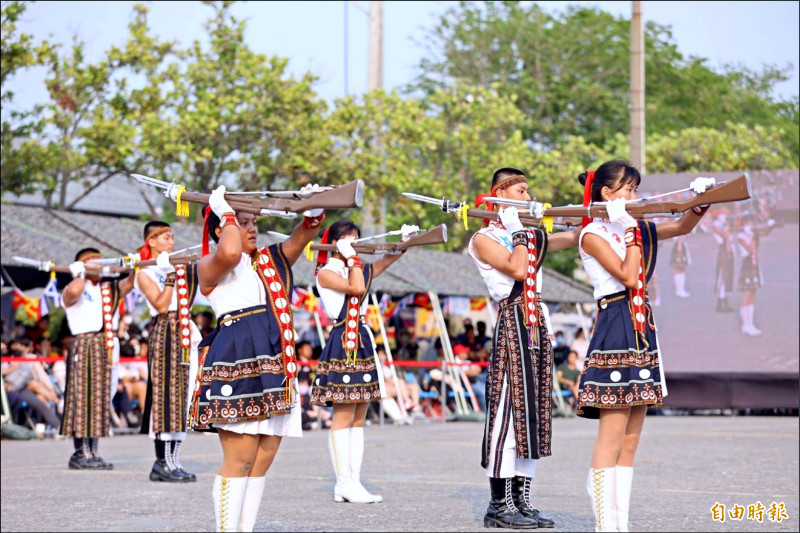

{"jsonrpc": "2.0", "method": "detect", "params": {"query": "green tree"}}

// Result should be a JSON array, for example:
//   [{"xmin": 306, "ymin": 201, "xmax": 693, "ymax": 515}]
[
  {"xmin": 157, "ymin": 0, "xmax": 332, "ymax": 222},
  {"xmin": 325, "ymin": 84, "xmax": 534, "ymax": 249},
  {"xmin": 415, "ymin": 1, "xmax": 797, "ymax": 161},
  {"xmin": 1, "ymin": 3, "xmax": 175, "ymax": 208},
  {"xmin": 1, "ymin": 0, "xmax": 56, "ymax": 196}
]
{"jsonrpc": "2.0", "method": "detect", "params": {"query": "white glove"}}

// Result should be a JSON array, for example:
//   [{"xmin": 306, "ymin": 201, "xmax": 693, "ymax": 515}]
[
  {"xmin": 155, "ymin": 251, "xmax": 175, "ymax": 274},
  {"xmin": 498, "ymin": 206, "xmax": 524, "ymax": 234},
  {"xmin": 300, "ymin": 183, "xmax": 324, "ymax": 218},
  {"xmin": 336, "ymin": 237, "xmax": 357, "ymax": 259},
  {"xmin": 209, "ymin": 185, "xmax": 235, "ymax": 218},
  {"xmin": 401, "ymin": 224, "xmax": 420, "ymax": 242},
  {"xmin": 689, "ymin": 177, "xmax": 715, "ymax": 195},
  {"xmin": 68, "ymin": 261, "xmax": 86, "ymax": 279},
  {"xmin": 606, "ymin": 198, "xmax": 638, "ymax": 229},
  {"xmin": 37, "ymin": 261, "xmax": 52, "ymax": 272},
  {"xmin": 767, "ymin": 218, "xmax": 776, "ymax": 227},
  {"xmin": 164, "ymin": 182, "xmax": 179, "ymax": 202}
]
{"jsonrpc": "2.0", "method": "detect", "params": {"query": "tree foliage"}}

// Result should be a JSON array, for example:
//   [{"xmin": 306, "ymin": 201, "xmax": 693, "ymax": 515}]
[{"xmin": 414, "ymin": 1, "xmax": 798, "ymax": 163}]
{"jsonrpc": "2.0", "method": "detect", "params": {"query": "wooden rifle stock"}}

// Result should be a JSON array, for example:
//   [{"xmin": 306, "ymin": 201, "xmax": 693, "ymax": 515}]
[
  {"xmin": 470, "ymin": 174, "xmax": 751, "ymax": 225},
  {"xmin": 178, "ymin": 180, "xmax": 364, "ymax": 215},
  {"xmin": 311, "ymin": 224, "xmax": 448, "ymax": 255}
]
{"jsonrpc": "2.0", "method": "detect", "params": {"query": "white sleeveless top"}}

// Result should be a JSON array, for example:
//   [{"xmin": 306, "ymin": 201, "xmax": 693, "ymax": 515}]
[
  {"xmin": 468, "ymin": 222, "xmax": 517, "ymax": 302},
  {"xmin": 205, "ymin": 253, "xmax": 267, "ymax": 316},
  {"xmin": 135, "ymin": 266, "xmax": 177, "ymax": 317},
  {"xmin": 579, "ymin": 220, "xmax": 627, "ymax": 300},
  {"xmin": 316, "ymin": 258, "xmax": 368, "ymax": 319},
  {"xmin": 62, "ymin": 281, "xmax": 118, "ymax": 335}
]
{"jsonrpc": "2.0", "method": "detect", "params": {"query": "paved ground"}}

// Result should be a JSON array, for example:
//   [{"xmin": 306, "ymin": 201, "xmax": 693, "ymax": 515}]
[{"xmin": 2, "ymin": 416, "xmax": 798, "ymax": 532}]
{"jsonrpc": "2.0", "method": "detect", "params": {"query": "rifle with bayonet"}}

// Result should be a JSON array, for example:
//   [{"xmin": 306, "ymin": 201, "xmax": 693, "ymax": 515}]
[
  {"xmin": 403, "ymin": 174, "xmax": 752, "ymax": 228},
  {"xmin": 90, "ymin": 245, "xmax": 202, "ymax": 269},
  {"xmin": 269, "ymin": 225, "xmax": 448, "ymax": 256},
  {"xmin": 131, "ymin": 174, "xmax": 364, "ymax": 218},
  {"xmin": 12, "ymin": 256, "xmax": 128, "ymax": 275}
]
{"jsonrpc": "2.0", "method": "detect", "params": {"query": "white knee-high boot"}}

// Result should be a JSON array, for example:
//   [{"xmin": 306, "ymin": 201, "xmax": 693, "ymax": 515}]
[
  {"xmin": 212, "ymin": 475, "xmax": 247, "ymax": 532},
  {"xmin": 587, "ymin": 468, "xmax": 618, "ymax": 532},
  {"xmin": 239, "ymin": 475, "xmax": 266, "ymax": 532},
  {"xmin": 328, "ymin": 429, "xmax": 373, "ymax": 503},
  {"xmin": 615, "ymin": 466, "xmax": 634, "ymax": 532},
  {"xmin": 350, "ymin": 427, "xmax": 383, "ymax": 503}
]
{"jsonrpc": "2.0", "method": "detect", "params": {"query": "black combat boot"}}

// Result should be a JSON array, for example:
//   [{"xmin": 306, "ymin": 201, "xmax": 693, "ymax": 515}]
[
  {"xmin": 149, "ymin": 458, "xmax": 187, "ymax": 482},
  {"xmin": 484, "ymin": 477, "xmax": 538, "ymax": 529},
  {"xmin": 512, "ymin": 476, "xmax": 555, "ymax": 528}
]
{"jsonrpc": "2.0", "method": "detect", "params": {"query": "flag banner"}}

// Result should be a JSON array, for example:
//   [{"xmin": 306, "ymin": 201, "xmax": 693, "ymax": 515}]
[
  {"xmin": 470, "ymin": 296, "xmax": 488, "ymax": 311},
  {"xmin": 12, "ymin": 289, "xmax": 41, "ymax": 321},
  {"xmin": 443, "ymin": 296, "xmax": 471, "ymax": 316}
]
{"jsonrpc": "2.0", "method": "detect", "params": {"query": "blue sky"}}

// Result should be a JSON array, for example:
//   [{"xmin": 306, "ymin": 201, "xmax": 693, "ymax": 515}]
[{"xmin": 6, "ymin": 0, "xmax": 799, "ymax": 112}]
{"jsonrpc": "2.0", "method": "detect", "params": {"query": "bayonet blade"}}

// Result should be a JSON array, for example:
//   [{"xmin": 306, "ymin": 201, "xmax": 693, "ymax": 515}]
[
  {"xmin": 267, "ymin": 231, "xmax": 290, "ymax": 241},
  {"xmin": 12, "ymin": 256, "xmax": 43, "ymax": 267},
  {"xmin": 401, "ymin": 192, "xmax": 444, "ymax": 208},
  {"xmin": 130, "ymin": 173, "xmax": 170, "ymax": 189}
]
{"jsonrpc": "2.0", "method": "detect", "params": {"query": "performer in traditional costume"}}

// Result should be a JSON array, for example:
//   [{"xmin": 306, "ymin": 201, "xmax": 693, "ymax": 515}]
[
  {"xmin": 187, "ymin": 185, "xmax": 324, "ymax": 532},
  {"xmin": 710, "ymin": 207, "xmax": 735, "ymax": 312},
  {"xmin": 575, "ymin": 161, "xmax": 714, "ymax": 531},
  {"xmin": 735, "ymin": 212, "xmax": 776, "ymax": 335},
  {"xmin": 469, "ymin": 168, "xmax": 579, "ymax": 529},
  {"xmin": 134, "ymin": 221, "xmax": 202, "ymax": 482},
  {"xmin": 669, "ymin": 233, "xmax": 691, "ymax": 298},
  {"xmin": 60, "ymin": 248, "xmax": 135, "ymax": 469},
  {"xmin": 310, "ymin": 218, "xmax": 415, "ymax": 504}
]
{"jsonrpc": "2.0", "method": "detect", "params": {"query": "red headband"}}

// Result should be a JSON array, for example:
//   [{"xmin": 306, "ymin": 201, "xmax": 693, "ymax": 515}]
[
  {"xmin": 474, "ymin": 175, "xmax": 528, "ymax": 224},
  {"xmin": 201, "ymin": 206, "xmax": 213, "ymax": 256},
  {"xmin": 581, "ymin": 170, "xmax": 595, "ymax": 229},
  {"xmin": 138, "ymin": 226, "xmax": 171, "ymax": 260},
  {"xmin": 314, "ymin": 227, "xmax": 331, "ymax": 276}
]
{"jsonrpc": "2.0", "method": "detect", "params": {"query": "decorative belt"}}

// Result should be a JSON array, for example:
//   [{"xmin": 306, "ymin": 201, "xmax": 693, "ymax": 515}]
[
  {"xmin": 597, "ymin": 292, "xmax": 627, "ymax": 310},
  {"xmin": 217, "ymin": 307, "xmax": 266, "ymax": 327},
  {"xmin": 499, "ymin": 293, "xmax": 539, "ymax": 310},
  {"xmin": 333, "ymin": 315, "xmax": 365, "ymax": 328}
]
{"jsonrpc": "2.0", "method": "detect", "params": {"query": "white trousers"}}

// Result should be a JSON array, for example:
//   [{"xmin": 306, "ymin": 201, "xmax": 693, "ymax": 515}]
[{"xmin": 485, "ymin": 376, "xmax": 537, "ymax": 479}]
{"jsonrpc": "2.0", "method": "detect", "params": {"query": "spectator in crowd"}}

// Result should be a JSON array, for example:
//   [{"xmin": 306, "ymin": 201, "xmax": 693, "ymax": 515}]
[
  {"xmin": 395, "ymin": 328, "xmax": 419, "ymax": 361},
  {"xmin": 376, "ymin": 346, "xmax": 422, "ymax": 421},
  {"xmin": 452, "ymin": 344, "xmax": 486, "ymax": 412},
  {"xmin": 475, "ymin": 321, "xmax": 490, "ymax": 347},
  {"xmin": 2, "ymin": 344, "xmax": 61, "ymax": 431},
  {"xmin": 117, "ymin": 343, "xmax": 148, "ymax": 416},
  {"xmin": 192, "ymin": 310, "xmax": 215, "ymax": 338},
  {"xmin": 26, "ymin": 317, "xmax": 51, "ymax": 344},
  {"xmin": 556, "ymin": 350, "xmax": 581, "ymax": 409},
  {"xmin": 296, "ymin": 341, "xmax": 332, "ymax": 430},
  {"xmin": 569, "ymin": 328, "xmax": 590, "ymax": 372},
  {"xmin": 552, "ymin": 330, "xmax": 570, "ymax": 367}
]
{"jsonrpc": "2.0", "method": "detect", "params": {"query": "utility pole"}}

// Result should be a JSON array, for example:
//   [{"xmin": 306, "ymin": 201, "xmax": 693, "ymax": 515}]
[
  {"xmin": 362, "ymin": 0, "xmax": 386, "ymax": 238},
  {"xmin": 630, "ymin": 1, "xmax": 645, "ymax": 173}
]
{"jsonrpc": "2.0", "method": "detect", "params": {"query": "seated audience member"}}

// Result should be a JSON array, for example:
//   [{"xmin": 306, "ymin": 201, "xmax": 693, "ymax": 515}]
[{"xmin": 556, "ymin": 350, "xmax": 581, "ymax": 408}]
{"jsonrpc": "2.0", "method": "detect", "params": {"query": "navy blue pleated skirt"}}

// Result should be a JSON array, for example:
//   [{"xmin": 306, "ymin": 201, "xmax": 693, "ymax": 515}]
[
  {"xmin": 310, "ymin": 324, "xmax": 381, "ymax": 406},
  {"xmin": 576, "ymin": 291, "xmax": 664, "ymax": 419},
  {"xmin": 189, "ymin": 305, "xmax": 294, "ymax": 432}
]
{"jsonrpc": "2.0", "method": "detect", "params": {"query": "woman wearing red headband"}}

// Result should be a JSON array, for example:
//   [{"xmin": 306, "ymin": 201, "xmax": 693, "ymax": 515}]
[
  {"xmin": 134, "ymin": 220, "xmax": 202, "ymax": 483},
  {"xmin": 310, "ymin": 218, "xmax": 414, "ymax": 504},
  {"xmin": 469, "ymin": 167, "xmax": 579, "ymax": 530},
  {"xmin": 187, "ymin": 184, "xmax": 324, "ymax": 532},
  {"xmin": 575, "ymin": 160, "xmax": 713, "ymax": 531}
]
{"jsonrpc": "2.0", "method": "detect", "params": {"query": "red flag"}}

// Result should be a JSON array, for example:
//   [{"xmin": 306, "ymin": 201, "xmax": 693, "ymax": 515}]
[
  {"xmin": 12, "ymin": 289, "xmax": 41, "ymax": 321},
  {"xmin": 470, "ymin": 297, "xmax": 488, "ymax": 311}
]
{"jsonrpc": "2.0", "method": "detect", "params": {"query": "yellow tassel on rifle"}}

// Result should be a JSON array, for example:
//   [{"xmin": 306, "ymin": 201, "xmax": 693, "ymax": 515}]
[
  {"xmin": 304, "ymin": 241, "xmax": 314, "ymax": 262},
  {"xmin": 541, "ymin": 202, "xmax": 553, "ymax": 233},
  {"xmin": 174, "ymin": 185, "xmax": 190, "ymax": 218},
  {"xmin": 457, "ymin": 203, "xmax": 470, "ymax": 230},
  {"xmin": 49, "ymin": 265, "xmax": 56, "ymax": 281}
]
